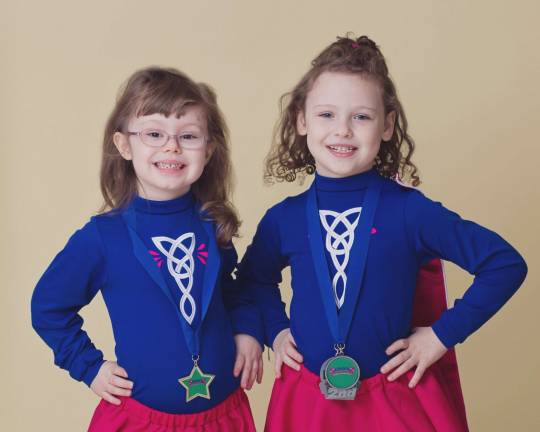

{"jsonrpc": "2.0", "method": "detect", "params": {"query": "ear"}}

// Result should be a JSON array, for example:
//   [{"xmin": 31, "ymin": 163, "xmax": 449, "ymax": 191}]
[
  {"xmin": 296, "ymin": 110, "xmax": 307, "ymax": 136},
  {"xmin": 113, "ymin": 132, "xmax": 133, "ymax": 160},
  {"xmin": 382, "ymin": 111, "xmax": 396, "ymax": 142}
]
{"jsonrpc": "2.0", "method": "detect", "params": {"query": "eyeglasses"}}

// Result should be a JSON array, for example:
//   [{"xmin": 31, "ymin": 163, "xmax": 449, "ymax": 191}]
[{"xmin": 127, "ymin": 129, "xmax": 207, "ymax": 150}]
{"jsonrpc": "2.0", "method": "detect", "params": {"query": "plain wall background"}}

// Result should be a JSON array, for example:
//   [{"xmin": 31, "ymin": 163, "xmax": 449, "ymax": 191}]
[{"xmin": 2, "ymin": 1, "xmax": 539, "ymax": 430}]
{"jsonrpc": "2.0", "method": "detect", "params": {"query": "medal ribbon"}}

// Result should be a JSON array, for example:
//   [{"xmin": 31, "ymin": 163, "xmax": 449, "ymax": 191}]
[
  {"xmin": 307, "ymin": 175, "xmax": 382, "ymax": 346},
  {"xmin": 122, "ymin": 205, "xmax": 220, "ymax": 357}
]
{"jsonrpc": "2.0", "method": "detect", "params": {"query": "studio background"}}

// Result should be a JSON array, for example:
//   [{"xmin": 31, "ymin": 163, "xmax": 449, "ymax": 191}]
[{"xmin": 2, "ymin": 1, "xmax": 539, "ymax": 430}]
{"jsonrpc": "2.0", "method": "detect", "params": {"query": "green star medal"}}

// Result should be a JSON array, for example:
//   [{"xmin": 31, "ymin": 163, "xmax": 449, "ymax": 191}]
[{"xmin": 179, "ymin": 356, "xmax": 215, "ymax": 402}]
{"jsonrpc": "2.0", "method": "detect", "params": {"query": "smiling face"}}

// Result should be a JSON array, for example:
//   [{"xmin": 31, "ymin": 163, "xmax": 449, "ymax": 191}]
[
  {"xmin": 297, "ymin": 71, "xmax": 395, "ymax": 178},
  {"xmin": 113, "ymin": 106, "xmax": 211, "ymax": 201}
]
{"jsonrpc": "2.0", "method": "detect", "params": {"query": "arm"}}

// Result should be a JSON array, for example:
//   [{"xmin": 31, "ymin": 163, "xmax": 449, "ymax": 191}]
[
  {"xmin": 221, "ymin": 243, "xmax": 264, "ymax": 389},
  {"xmin": 381, "ymin": 190, "xmax": 527, "ymax": 387},
  {"xmin": 221, "ymin": 244, "xmax": 264, "ymax": 347},
  {"xmin": 236, "ymin": 206, "xmax": 290, "ymax": 348},
  {"xmin": 404, "ymin": 190, "xmax": 528, "ymax": 348},
  {"xmin": 30, "ymin": 219, "xmax": 106, "ymax": 387}
]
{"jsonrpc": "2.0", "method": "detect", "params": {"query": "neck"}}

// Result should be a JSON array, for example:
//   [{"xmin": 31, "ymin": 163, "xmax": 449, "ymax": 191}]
[
  {"xmin": 137, "ymin": 185, "xmax": 191, "ymax": 202},
  {"xmin": 132, "ymin": 190, "xmax": 195, "ymax": 214},
  {"xmin": 314, "ymin": 167, "xmax": 378, "ymax": 192}
]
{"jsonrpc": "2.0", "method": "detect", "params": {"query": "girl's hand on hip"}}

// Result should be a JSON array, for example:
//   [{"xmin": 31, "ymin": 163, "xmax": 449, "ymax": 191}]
[
  {"xmin": 90, "ymin": 361, "xmax": 133, "ymax": 405},
  {"xmin": 233, "ymin": 334, "xmax": 263, "ymax": 390},
  {"xmin": 380, "ymin": 326, "xmax": 447, "ymax": 388},
  {"xmin": 272, "ymin": 328, "xmax": 303, "ymax": 378}
]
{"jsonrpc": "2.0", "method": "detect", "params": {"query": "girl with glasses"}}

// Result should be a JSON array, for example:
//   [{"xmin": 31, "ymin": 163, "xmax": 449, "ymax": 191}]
[{"xmin": 31, "ymin": 67, "xmax": 262, "ymax": 431}]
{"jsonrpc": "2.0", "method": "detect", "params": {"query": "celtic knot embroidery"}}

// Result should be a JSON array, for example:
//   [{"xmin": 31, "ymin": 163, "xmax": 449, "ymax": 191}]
[
  {"xmin": 319, "ymin": 208, "xmax": 362, "ymax": 309},
  {"xmin": 152, "ymin": 233, "xmax": 196, "ymax": 324}
]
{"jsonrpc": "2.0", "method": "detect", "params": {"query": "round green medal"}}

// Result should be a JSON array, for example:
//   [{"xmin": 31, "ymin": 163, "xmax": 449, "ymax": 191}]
[
  {"xmin": 323, "ymin": 355, "xmax": 360, "ymax": 388},
  {"xmin": 319, "ymin": 346, "xmax": 361, "ymax": 400}
]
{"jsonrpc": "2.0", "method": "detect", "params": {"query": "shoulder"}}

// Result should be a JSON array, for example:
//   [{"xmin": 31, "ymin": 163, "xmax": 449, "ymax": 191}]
[
  {"xmin": 82, "ymin": 210, "xmax": 130, "ymax": 255},
  {"xmin": 265, "ymin": 189, "xmax": 310, "ymax": 220},
  {"xmin": 91, "ymin": 209, "xmax": 127, "ymax": 233},
  {"xmin": 57, "ymin": 216, "xmax": 109, "ymax": 262},
  {"xmin": 377, "ymin": 176, "xmax": 437, "ymax": 207},
  {"xmin": 91, "ymin": 208, "xmax": 124, "ymax": 224}
]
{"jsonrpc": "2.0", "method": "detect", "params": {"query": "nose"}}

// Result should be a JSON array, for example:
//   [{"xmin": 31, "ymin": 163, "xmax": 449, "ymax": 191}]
[
  {"xmin": 334, "ymin": 118, "xmax": 353, "ymax": 138},
  {"xmin": 163, "ymin": 135, "xmax": 182, "ymax": 153}
]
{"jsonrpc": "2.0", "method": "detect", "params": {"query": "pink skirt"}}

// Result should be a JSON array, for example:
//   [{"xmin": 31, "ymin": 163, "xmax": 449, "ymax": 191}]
[
  {"xmin": 88, "ymin": 388, "xmax": 256, "ymax": 432},
  {"xmin": 265, "ymin": 363, "xmax": 468, "ymax": 432},
  {"xmin": 265, "ymin": 259, "xmax": 469, "ymax": 432}
]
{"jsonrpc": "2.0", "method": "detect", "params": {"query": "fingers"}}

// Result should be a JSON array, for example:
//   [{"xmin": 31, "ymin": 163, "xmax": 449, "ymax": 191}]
[
  {"xmin": 107, "ymin": 384, "xmax": 132, "ymax": 397},
  {"xmin": 240, "ymin": 359, "xmax": 252, "ymax": 389},
  {"xmin": 233, "ymin": 354, "xmax": 245, "ymax": 378},
  {"xmin": 274, "ymin": 353, "xmax": 283, "ymax": 378},
  {"xmin": 109, "ymin": 374, "xmax": 133, "ymax": 390},
  {"xmin": 408, "ymin": 364, "xmax": 427, "ymax": 388},
  {"xmin": 285, "ymin": 344, "xmax": 304, "ymax": 364},
  {"xmin": 102, "ymin": 391, "xmax": 122, "ymax": 405},
  {"xmin": 107, "ymin": 375, "xmax": 132, "ymax": 397},
  {"xmin": 380, "ymin": 350, "xmax": 411, "ymax": 374},
  {"xmin": 289, "ymin": 332, "xmax": 297, "ymax": 346},
  {"xmin": 388, "ymin": 358, "xmax": 417, "ymax": 382},
  {"xmin": 385, "ymin": 338, "xmax": 408, "ymax": 356},
  {"xmin": 114, "ymin": 365, "xmax": 128, "ymax": 378},
  {"xmin": 256, "ymin": 358, "xmax": 263, "ymax": 384},
  {"xmin": 282, "ymin": 354, "xmax": 301, "ymax": 371},
  {"xmin": 247, "ymin": 360, "xmax": 258, "ymax": 390}
]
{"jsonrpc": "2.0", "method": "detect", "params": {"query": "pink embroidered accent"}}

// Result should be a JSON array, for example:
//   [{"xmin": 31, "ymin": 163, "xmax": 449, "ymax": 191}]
[
  {"xmin": 371, "ymin": 227, "xmax": 377, "ymax": 235},
  {"xmin": 197, "ymin": 243, "xmax": 208, "ymax": 265},
  {"xmin": 149, "ymin": 250, "xmax": 164, "ymax": 267}
]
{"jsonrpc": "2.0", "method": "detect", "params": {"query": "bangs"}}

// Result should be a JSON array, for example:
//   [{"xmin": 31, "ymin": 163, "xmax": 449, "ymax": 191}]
[{"xmin": 133, "ymin": 77, "xmax": 203, "ymax": 119}]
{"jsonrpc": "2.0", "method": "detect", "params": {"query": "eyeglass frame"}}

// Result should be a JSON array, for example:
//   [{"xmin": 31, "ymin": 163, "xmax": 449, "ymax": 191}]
[{"xmin": 125, "ymin": 128, "xmax": 208, "ymax": 150}]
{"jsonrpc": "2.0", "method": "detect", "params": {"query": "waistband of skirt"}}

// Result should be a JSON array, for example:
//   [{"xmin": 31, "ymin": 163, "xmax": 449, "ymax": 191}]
[
  {"xmin": 287, "ymin": 361, "xmax": 446, "ymax": 394},
  {"xmin": 114, "ymin": 387, "xmax": 248, "ymax": 427}
]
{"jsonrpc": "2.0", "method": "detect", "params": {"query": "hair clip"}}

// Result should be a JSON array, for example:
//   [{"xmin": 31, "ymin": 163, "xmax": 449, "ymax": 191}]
[{"xmin": 351, "ymin": 42, "xmax": 360, "ymax": 49}]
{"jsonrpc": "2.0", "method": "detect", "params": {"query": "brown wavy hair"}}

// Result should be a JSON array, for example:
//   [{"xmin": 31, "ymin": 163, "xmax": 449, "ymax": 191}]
[
  {"xmin": 99, "ymin": 67, "xmax": 240, "ymax": 246},
  {"xmin": 265, "ymin": 34, "xmax": 420, "ymax": 186}
]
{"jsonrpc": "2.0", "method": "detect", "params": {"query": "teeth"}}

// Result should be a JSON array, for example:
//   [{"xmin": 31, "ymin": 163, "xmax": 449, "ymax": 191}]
[
  {"xmin": 156, "ymin": 162, "xmax": 183, "ymax": 169},
  {"xmin": 329, "ymin": 146, "xmax": 355, "ymax": 153}
]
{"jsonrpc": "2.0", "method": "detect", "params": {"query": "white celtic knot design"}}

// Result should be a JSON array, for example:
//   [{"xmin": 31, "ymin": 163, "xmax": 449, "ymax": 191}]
[
  {"xmin": 152, "ymin": 233, "xmax": 196, "ymax": 324},
  {"xmin": 319, "ymin": 208, "xmax": 362, "ymax": 309}
]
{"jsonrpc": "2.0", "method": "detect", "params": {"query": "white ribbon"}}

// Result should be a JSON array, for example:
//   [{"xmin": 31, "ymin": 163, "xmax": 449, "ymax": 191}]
[
  {"xmin": 319, "ymin": 208, "xmax": 362, "ymax": 309},
  {"xmin": 152, "ymin": 233, "xmax": 196, "ymax": 324}
]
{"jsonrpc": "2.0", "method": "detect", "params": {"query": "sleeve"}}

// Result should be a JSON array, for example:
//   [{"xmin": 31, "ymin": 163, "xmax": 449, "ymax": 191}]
[
  {"xmin": 221, "ymin": 243, "xmax": 265, "ymax": 347},
  {"xmin": 237, "ymin": 206, "xmax": 290, "ymax": 348},
  {"xmin": 404, "ymin": 190, "xmax": 528, "ymax": 348},
  {"xmin": 31, "ymin": 218, "xmax": 107, "ymax": 387}
]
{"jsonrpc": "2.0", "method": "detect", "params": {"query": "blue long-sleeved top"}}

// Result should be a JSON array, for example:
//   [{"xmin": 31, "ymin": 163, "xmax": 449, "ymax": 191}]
[
  {"xmin": 238, "ymin": 168, "xmax": 527, "ymax": 378},
  {"xmin": 31, "ymin": 192, "xmax": 263, "ymax": 414}
]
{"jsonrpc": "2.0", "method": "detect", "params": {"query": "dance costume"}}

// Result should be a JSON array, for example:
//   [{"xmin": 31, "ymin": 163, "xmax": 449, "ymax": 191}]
[
  {"xmin": 239, "ymin": 168, "xmax": 527, "ymax": 431},
  {"xmin": 32, "ymin": 192, "xmax": 260, "ymax": 430}
]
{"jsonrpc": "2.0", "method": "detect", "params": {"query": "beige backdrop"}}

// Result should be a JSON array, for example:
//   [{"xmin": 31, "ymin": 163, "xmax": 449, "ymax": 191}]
[{"xmin": 3, "ymin": 0, "xmax": 539, "ymax": 430}]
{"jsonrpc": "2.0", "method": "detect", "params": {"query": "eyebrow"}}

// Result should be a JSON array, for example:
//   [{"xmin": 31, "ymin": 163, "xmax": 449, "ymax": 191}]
[
  {"xmin": 313, "ymin": 104, "xmax": 377, "ymax": 112},
  {"xmin": 137, "ymin": 119, "xmax": 204, "ymax": 130}
]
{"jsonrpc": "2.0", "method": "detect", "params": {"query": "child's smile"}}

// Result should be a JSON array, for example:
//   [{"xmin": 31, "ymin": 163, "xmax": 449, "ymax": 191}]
[
  {"xmin": 297, "ymin": 71, "xmax": 395, "ymax": 178},
  {"xmin": 153, "ymin": 159, "xmax": 187, "ymax": 175},
  {"xmin": 114, "ymin": 108, "xmax": 211, "ymax": 200},
  {"xmin": 326, "ymin": 144, "xmax": 358, "ymax": 157}
]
